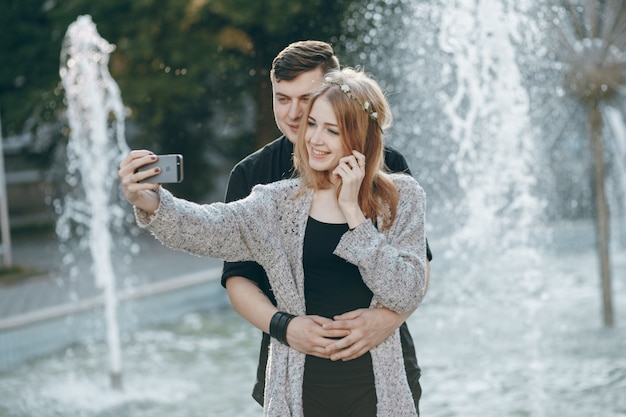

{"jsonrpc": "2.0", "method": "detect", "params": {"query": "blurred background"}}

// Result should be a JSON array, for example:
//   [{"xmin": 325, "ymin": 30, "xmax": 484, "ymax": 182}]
[
  {"xmin": 0, "ymin": 0, "xmax": 625, "ymax": 416},
  {"xmin": 2, "ymin": 0, "xmax": 429, "ymax": 210},
  {"xmin": 0, "ymin": 0, "xmax": 624, "ymax": 224}
]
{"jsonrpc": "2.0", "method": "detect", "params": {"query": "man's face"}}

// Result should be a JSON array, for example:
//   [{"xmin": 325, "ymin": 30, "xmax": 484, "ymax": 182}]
[{"xmin": 272, "ymin": 68, "xmax": 324, "ymax": 144}]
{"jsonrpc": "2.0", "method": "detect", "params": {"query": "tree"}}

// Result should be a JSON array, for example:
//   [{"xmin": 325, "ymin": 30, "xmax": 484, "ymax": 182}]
[
  {"xmin": 0, "ymin": 0, "xmax": 366, "ymax": 202},
  {"xmin": 549, "ymin": 0, "xmax": 626, "ymax": 327},
  {"xmin": 193, "ymin": 0, "xmax": 355, "ymax": 149},
  {"xmin": 0, "ymin": 0, "xmax": 64, "ymax": 135}
]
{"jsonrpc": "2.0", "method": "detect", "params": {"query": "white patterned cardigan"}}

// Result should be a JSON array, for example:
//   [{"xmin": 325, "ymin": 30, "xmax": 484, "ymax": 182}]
[{"xmin": 135, "ymin": 173, "xmax": 427, "ymax": 417}]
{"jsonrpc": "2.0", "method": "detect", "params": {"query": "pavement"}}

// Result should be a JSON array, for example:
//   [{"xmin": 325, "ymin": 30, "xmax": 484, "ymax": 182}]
[{"xmin": 0, "ymin": 227, "xmax": 227, "ymax": 342}]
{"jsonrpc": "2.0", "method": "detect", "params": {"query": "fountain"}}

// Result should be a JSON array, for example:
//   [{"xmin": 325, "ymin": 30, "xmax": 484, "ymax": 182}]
[
  {"xmin": 343, "ymin": 1, "xmax": 626, "ymax": 416},
  {"xmin": 57, "ymin": 15, "xmax": 129, "ymax": 390},
  {"xmin": 1, "ymin": 3, "xmax": 625, "ymax": 416}
]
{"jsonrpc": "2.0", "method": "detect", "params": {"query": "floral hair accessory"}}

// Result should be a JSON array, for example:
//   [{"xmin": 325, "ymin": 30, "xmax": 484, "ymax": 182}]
[{"xmin": 324, "ymin": 76, "xmax": 382, "ymax": 132}]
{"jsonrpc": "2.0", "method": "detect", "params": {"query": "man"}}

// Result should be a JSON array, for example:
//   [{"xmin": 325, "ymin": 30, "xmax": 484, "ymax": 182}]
[{"xmin": 221, "ymin": 40, "xmax": 432, "ymax": 413}]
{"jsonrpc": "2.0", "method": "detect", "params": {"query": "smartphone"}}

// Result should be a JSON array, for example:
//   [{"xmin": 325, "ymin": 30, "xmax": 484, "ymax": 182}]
[{"xmin": 137, "ymin": 154, "xmax": 184, "ymax": 183}]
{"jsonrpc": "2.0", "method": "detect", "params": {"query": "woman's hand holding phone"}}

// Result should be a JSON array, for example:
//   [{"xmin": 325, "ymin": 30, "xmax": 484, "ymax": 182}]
[
  {"xmin": 118, "ymin": 150, "xmax": 180, "ymax": 213},
  {"xmin": 136, "ymin": 154, "xmax": 183, "ymax": 184}
]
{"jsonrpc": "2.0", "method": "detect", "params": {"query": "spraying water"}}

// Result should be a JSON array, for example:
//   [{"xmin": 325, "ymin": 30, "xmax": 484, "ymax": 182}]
[
  {"xmin": 437, "ymin": 0, "xmax": 542, "ymax": 252},
  {"xmin": 2, "ymin": 4, "xmax": 626, "ymax": 416},
  {"xmin": 57, "ymin": 14, "xmax": 129, "ymax": 390},
  {"xmin": 605, "ymin": 105, "xmax": 626, "ymax": 245},
  {"xmin": 435, "ymin": 4, "xmax": 547, "ymax": 414}
]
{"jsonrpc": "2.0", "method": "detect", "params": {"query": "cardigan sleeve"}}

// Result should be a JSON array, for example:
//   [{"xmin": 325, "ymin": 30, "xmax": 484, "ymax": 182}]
[
  {"xmin": 333, "ymin": 175, "xmax": 427, "ymax": 313},
  {"xmin": 134, "ymin": 185, "xmax": 280, "ymax": 266}
]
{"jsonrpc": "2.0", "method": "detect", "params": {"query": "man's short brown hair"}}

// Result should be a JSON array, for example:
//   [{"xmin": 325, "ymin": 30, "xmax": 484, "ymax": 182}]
[{"xmin": 270, "ymin": 40, "xmax": 340, "ymax": 82}]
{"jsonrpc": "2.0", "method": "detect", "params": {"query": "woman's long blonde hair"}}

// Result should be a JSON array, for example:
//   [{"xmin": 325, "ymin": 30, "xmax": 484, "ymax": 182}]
[{"xmin": 293, "ymin": 68, "xmax": 399, "ymax": 230}]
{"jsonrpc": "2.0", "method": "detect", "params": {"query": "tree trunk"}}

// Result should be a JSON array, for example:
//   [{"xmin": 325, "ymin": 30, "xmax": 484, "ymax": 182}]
[
  {"xmin": 253, "ymin": 35, "xmax": 281, "ymax": 149},
  {"xmin": 588, "ymin": 99, "xmax": 614, "ymax": 327}
]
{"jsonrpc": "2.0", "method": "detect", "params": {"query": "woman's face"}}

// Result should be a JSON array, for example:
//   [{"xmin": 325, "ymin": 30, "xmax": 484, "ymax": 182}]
[{"xmin": 305, "ymin": 97, "xmax": 347, "ymax": 173}]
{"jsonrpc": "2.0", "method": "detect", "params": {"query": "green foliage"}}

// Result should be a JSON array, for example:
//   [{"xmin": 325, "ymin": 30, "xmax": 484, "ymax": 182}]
[
  {"xmin": 0, "ymin": 0, "xmax": 64, "ymax": 133},
  {"xmin": 0, "ymin": 0, "xmax": 367, "ymax": 200}
]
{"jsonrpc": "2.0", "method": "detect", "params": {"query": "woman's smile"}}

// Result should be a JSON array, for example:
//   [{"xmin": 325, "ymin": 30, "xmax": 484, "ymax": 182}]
[
  {"xmin": 305, "ymin": 97, "xmax": 345, "ymax": 171},
  {"xmin": 310, "ymin": 147, "xmax": 330, "ymax": 159}
]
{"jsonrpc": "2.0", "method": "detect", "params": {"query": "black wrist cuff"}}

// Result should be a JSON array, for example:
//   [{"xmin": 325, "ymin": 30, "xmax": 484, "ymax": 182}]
[{"xmin": 269, "ymin": 311, "xmax": 296, "ymax": 346}]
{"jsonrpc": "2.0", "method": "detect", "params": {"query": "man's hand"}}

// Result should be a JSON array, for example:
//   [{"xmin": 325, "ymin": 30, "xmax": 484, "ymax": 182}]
[
  {"xmin": 322, "ymin": 307, "xmax": 412, "ymax": 361},
  {"xmin": 286, "ymin": 315, "xmax": 350, "ymax": 359},
  {"xmin": 225, "ymin": 277, "xmax": 349, "ymax": 358}
]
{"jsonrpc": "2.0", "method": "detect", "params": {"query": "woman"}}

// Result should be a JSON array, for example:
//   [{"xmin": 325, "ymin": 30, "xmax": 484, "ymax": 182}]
[{"xmin": 119, "ymin": 68, "xmax": 427, "ymax": 417}]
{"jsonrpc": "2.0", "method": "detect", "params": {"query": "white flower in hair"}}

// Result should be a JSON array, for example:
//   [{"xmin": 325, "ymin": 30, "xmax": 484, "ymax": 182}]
[{"xmin": 323, "ymin": 76, "xmax": 383, "ymax": 132}]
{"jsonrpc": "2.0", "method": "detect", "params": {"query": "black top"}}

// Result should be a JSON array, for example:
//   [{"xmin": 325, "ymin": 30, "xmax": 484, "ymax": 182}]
[
  {"xmin": 220, "ymin": 135, "xmax": 430, "ymax": 405},
  {"xmin": 303, "ymin": 216, "xmax": 373, "ymax": 318},
  {"xmin": 303, "ymin": 216, "xmax": 374, "ymax": 384}
]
